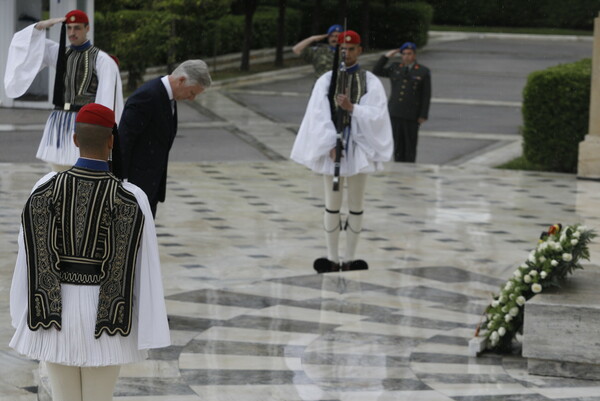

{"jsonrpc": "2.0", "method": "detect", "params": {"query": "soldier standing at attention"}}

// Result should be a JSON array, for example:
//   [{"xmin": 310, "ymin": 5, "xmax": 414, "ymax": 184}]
[
  {"xmin": 293, "ymin": 24, "xmax": 343, "ymax": 79},
  {"xmin": 373, "ymin": 42, "xmax": 431, "ymax": 162}
]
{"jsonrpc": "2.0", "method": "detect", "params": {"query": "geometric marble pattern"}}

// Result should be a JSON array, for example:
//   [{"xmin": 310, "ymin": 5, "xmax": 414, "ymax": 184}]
[{"xmin": 3, "ymin": 161, "xmax": 600, "ymax": 400}]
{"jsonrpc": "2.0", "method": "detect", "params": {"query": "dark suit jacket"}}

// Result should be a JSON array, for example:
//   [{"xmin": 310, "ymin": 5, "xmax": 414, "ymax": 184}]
[
  {"xmin": 118, "ymin": 77, "xmax": 177, "ymax": 211},
  {"xmin": 373, "ymin": 55, "xmax": 431, "ymax": 121}
]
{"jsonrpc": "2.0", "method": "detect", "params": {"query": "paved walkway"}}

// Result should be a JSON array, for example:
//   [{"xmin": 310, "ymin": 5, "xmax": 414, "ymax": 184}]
[{"xmin": 1, "ymin": 32, "xmax": 600, "ymax": 401}]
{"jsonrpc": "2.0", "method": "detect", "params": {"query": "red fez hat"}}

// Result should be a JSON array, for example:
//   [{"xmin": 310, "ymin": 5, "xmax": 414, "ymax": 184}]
[
  {"xmin": 65, "ymin": 10, "xmax": 89, "ymax": 24},
  {"xmin": 338, "ymin": 30, "xmax": 361, "ymax": 45},
  {"xmin": 76, "ymin": 103, "xmax": 115, "ymax": 128}
]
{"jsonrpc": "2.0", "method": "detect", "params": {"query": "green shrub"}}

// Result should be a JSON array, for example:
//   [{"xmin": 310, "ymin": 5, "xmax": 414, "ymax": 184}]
[
  {"xmin": 201, "ymin": 7, "xmax": 302, "ymax": 57},
  {"xmin": 424, "ymin": 0, "xmax": 597, "ymax": 30},
  {"xmin": 288, "ymin": 1, "xmax": 432, "ymax": 49},
  {"xmin": 522, "ymin": 58, "xmax": 591, "ymax": 173},
  {"xmin": 369, "ymin": 2, "xmax": 433, "ymax": 49}
]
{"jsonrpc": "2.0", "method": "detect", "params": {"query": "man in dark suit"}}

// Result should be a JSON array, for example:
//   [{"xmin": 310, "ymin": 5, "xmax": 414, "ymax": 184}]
[
  {"xmin": 373, "ymin": 42, "xmax": 431, "ymax": 162},
  {"xmin": 118, "ymin": 60, "xmax": 212, "ymax": 217}
]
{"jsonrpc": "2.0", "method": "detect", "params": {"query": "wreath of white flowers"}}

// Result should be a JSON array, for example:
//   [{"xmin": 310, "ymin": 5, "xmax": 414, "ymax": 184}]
[{"xmin": 476, "ymin": 223, "xmax": 596, "ymax": 352}]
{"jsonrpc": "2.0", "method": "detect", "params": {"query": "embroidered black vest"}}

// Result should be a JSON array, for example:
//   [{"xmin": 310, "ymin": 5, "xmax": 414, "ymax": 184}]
[
  {"xmin": 334, "ymin": 68, "xmax": 368, "ymax": 105},
  {"xmin": 63, "ymin": 46, "xmax": 100, "ymax": 107},
  {"xmin": 22, "ymin": 167, "xmax": 145, "ymax": 338}
]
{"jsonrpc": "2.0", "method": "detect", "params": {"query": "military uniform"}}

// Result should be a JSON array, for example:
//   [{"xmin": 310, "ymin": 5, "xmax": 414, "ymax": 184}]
[
  {"xmin": 301, "ymin": 44, "xmax": 336, "ymax": 79},
  {"xmin": 373, "ymin": 55, "xmax": 431, "ymax": 162}
]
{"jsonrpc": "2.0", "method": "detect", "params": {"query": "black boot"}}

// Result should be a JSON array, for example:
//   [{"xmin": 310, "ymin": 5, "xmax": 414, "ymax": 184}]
[
  {"xmin": 341, "ymin": 259, "xmax": 368, "ymax": 271},
  {"xmin": 314, "ymin": 258, "xmax": 340, "ymax": 274}
]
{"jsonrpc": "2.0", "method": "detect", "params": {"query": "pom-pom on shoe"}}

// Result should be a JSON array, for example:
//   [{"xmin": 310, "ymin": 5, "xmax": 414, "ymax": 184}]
[
  {"xmin": 314, "ymin": 258, "xmax": 341, "ymax": 273},
  {"xmin": 341, "ymin": 259, "xmax": 369, "ymax": 271}
]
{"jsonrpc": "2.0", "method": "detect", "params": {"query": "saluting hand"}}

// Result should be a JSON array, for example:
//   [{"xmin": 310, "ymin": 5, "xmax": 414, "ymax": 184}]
[
  {"xmin": 35, "ymin": 17, "xmax": 66, "ymax": 30},
  {"xmin": 385, "ymin": 49, "xmax": 401, "ymax": 58}
]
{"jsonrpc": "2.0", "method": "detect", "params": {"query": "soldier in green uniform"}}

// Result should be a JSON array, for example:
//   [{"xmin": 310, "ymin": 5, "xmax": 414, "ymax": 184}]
[
  {"xmin": 292, "ymin": 24, "xmax": 343, "ymax": 79},
  {"xmin": 373, "ymin": 42, "xmax": 431, "ymax": 162}
]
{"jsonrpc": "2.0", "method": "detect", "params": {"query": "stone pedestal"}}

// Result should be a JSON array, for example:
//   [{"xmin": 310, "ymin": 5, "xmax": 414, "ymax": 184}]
[
  {"xmin": 578, "ymin": 13, "xmax": 600, "ymax": 178},
  {"xmin": 578, "ymin": 136, "xmax": 600, "ymax": 179},
  {"xmin": 522, "ymin": 268, "xmax": 600, "ymax": 380}
]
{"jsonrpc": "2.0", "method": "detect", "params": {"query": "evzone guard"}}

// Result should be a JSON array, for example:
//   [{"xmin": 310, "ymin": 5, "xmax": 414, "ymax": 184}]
[{"xmin": 291, "ymin": 30, "xmax": 393, "ymax": 273}]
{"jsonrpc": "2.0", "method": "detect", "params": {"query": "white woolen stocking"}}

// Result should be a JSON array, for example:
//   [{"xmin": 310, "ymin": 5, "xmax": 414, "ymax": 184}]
[
  {"xmin": 345, "ymin": 174, "xmax": 367, "ymax": 261},
  {"xmin": 323, "ymin": 175, "xmax": 344, "ymax": 263}
]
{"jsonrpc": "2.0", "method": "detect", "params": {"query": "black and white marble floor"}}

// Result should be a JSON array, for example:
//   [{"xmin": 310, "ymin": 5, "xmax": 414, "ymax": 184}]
[{"xmin": 2, "ymin": 161, "xmax": 600, "ymax": 400}]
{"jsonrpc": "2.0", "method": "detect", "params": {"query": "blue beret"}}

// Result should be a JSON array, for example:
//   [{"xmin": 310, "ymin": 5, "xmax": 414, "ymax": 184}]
[
  {"xmin": 400, "ymin": 42, "xmax": 417, "ymax": 52},
  {"xmin": 327, "ymin": 24, "xmax": 343, "ymax": 35}
]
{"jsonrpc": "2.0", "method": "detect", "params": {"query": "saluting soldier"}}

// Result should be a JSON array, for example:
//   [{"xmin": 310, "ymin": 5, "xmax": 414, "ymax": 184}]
[
  {"xmin": 293, "ymin": 24, "xmax": 343, "ymax": 79},
  {"xmin": 373, "ymin": 42, "xmax": 431, "ymax": 162}
]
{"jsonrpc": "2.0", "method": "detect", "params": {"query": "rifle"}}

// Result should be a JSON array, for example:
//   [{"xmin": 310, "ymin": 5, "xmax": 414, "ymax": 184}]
[{"xmin": 328, "ymin": 31, "xmax": 350, "ymax": 191}]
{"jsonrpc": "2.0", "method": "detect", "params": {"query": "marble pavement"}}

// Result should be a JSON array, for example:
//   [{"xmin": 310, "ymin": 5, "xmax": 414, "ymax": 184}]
[{"xmin": 2, "ymin": 34, "xmax": 600, "ymax": 401}]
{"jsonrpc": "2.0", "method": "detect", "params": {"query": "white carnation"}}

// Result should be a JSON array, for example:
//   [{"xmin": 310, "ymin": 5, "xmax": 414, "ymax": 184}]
[
  {"xmin": 505, "ymin": 314, "xmax": 513, "ymax": 322},
  {"xmin": 540, "ymin": 271, "xmax": 548, "ymax": 279},
  {"xmin": 530, "ymin": 270, "xmax": 538, "ymax": 277},
  {"xmin": 532, "ymin": 283, "xmax": 542, "ymax": 293},
  {"xmin": 524, "ymin": 275, "xmax": 532, "ymax": 283},
  {"xmin": 571, "ymin": 239, "xmax": 578, "ymax": 245},
  {"xmin": 562, "ymin": 253, "xmax": 573, "ymax": 262},
  {"xmin": 498, "ymin": 327, "xmax": 506, "ymax": 336},
  {"xmin": 551, "ymin": 260, "xmax": 558, "ymax": 267},
  {"xmin": 516, "ymin": 296, "xmax": 526, "ymax": 306},
  {"xmin": 509, "ymin": 307, "xmax": 519, "ymax": 317}
]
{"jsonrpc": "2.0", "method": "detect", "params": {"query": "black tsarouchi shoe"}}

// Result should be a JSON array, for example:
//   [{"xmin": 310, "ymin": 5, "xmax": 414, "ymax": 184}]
[
  {"xmin": 314, "ymin": 258, "xmax": 341, "ymax": 273},
  {"xmin": 341, "ymin": 259, "xmax": 369, "ymax": 271}
]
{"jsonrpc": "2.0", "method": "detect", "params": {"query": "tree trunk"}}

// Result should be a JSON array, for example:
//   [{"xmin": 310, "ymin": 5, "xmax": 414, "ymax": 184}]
[
  {"xmin": 275, "ymin": 0, "xmax": 286, "ymax": 67},
  {"xmin": 311, "ymin": 0, "xmax": 322, "ymax": 34},
  {"xmin": 361, "ymin": 0, "xmax": 370, "ymax": 49},
  {"xmin": 167, "ymin": 18, "xmax": 177, "ymax": 74},
  {"xmin": 241, "ymin": 0, "xmax": 259, "ymax": 71},
  {"xmin": 338, "ymin": 0, "xmax": 348, "ymax": 26}
]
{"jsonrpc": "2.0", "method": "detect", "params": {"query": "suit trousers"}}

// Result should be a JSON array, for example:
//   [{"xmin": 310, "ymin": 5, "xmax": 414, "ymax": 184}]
[
  {"xmin": 391, "ymin": 117, "xmax": 420, "ymax": 162},
  {"xmin": 46, "ymin": 362, "xmax": 121, "ymax": 401}
]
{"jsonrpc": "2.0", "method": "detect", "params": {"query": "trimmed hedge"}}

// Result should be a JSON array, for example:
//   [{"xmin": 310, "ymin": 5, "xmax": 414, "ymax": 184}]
[
  {"xmin": 199, "ymin": 7, "xmax": 303, "ymax": 57},
  {"xmin": 522, "ymin": 58, "xmax": 591, "ymax": 173},
  {"xmin": 290, "ymin": 1, "xmax": 433, "ymax": 49},
  {"xmin": 424, "ymin": 0, "xmax": 598, "ymax": 30},
  {"xmin": 369, "ymin": 2, "xmax": 433, "ymax": 49}
]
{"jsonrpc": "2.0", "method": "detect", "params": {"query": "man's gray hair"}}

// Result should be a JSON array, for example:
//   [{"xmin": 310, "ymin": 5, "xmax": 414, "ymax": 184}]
[{"xmin": 172, "ymin": 60, "xmax": 212, "ymax": 88}]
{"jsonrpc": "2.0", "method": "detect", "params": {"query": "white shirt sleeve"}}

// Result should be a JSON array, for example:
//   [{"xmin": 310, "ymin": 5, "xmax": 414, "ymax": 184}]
[
  {"xmin": 4, "ymin": 24, "xmax": 59, "ymax": 98},
  {"xmin": 10, "ymin": 172, "xmax": 57, "ymax": 328},
  {"xmin": 123, "ymin": 182, "xmax": 171, "ymax": 349},
  {"xmin": 290, "ymin": 72, "xmax": 337, "ymax": 166},
  {"xmin": 95, "ymin": 51, "xmax": 124, "ymax": 124},
  {"xmin": 350, "ymin": 72, "xmax": 394, "ymax": 162}
]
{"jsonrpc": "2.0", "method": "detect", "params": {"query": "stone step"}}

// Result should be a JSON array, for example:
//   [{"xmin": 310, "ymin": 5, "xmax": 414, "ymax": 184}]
[{"xmin": 523, "ymin": 267, "xmax": 600, "ymax": 380}]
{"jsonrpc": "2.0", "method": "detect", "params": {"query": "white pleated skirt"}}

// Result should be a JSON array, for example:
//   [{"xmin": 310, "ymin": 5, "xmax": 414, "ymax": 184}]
[
  {"xmin": 36, "ymin": 110, "xmax": 80, "ymax": 165},
  {"xmin": 10, "ymin": 284, "xmax": 147, "ymax": 367}
]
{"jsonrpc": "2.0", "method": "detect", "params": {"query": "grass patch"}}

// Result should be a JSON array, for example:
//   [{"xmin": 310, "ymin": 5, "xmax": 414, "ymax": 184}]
[
  {"xmin": 496, "ymin": 155, "xmax": 550, "ymax": 171},
  {"xmin": 431, "ymin": 24, "xmax": 592, "ymax": 36}
]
